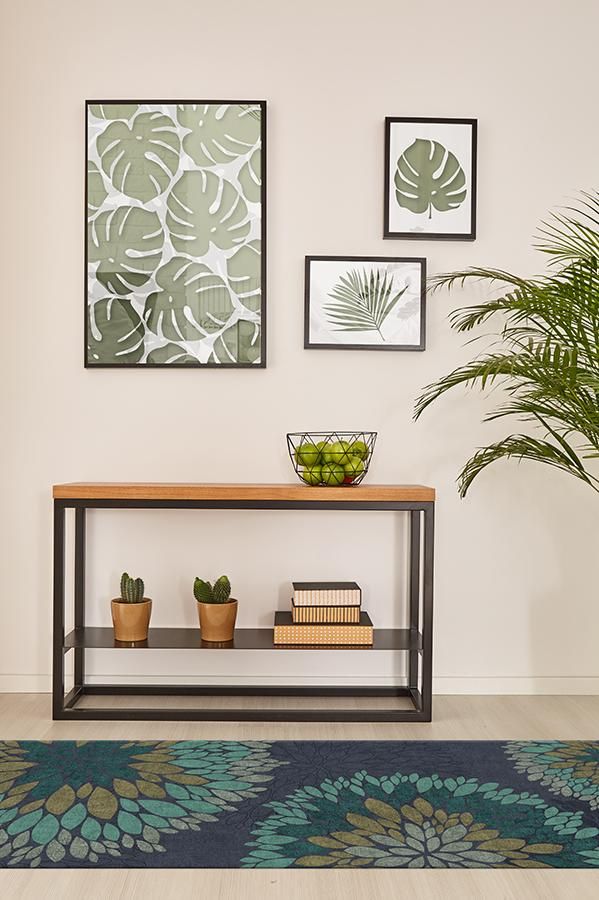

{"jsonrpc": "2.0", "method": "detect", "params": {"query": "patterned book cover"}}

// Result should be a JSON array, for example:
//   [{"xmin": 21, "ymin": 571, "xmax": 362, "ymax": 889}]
[
  {"xmin": 291, "ymin": 602, "xmax": 361, "ymax": 624},
  {"xmin": 292, "ymin": 581, "xmax": 361, "ymax": 607},
  {"xmin": 273, "ymin": 611, "xmax": 373, "ymax": 645}
]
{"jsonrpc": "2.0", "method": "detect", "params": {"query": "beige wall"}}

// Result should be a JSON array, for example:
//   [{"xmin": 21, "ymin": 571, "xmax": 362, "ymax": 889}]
[{"xmin": 2, "ymin": 0, "xmax": 598, "ymax": 693}]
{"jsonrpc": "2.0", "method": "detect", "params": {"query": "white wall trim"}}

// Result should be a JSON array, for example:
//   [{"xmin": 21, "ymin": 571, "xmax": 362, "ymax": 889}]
[
  {"xmin": 433, "ymin": 676, "xmax": 599, "ymax": 695},
  {"xmin": 3, "ymin": 674, "xmax": 599, "ymax": 695},
  {"xmin": 0, "ymin": 675, "xmax": 54, "ymax": 693}
]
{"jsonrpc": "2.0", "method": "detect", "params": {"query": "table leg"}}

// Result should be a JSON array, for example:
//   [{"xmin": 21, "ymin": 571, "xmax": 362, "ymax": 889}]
[
  {"xmin": 409, "ymin": 509, "xmax": 421, "ymax": 693},
  {"xmin": 421, "ymin": 502, "xmax": 435, "ymax": 721},
  {"xmin": 74, "ymin": 506, "xmax": 86, "ymax": 688},
  {"xmin": 52, "ymin": 501, "xmax": 66, "ymax": 719}
]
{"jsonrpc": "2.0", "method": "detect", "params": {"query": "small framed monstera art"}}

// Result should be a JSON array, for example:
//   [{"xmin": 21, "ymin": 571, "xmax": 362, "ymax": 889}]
[
  {"xmin": 384, "ymin": 117, "xmax": 477, "ymax": 240},
  {"xmin": 304, "ymin": 256, "xmax": 426, "ymax": 351},
  {"xmin": 86, "ymin": 101, "xmax": 266, "ymax": 367}
]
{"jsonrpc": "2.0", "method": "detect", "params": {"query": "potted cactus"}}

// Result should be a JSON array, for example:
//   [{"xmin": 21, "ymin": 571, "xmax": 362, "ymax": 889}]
[
  {"xmin": 111, "ymin": 572, "xmax": 152, "ymax": 642},
  {"xmin": 193, "ymin": 575, "xmax": 237, "ymax": 642}
]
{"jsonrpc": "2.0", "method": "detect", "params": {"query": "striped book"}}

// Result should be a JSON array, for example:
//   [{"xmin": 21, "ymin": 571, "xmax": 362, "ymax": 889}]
[
  {"xmin": 291, "ymin": 601, "xmax": 361, "ymax": 624},
  {"xmin": 292, "ymin": 581, "xmax": 361, "ymax": 607},
  {"xmin": 273, "ymin": 611, "xmax": 373, "ymax": 645}
]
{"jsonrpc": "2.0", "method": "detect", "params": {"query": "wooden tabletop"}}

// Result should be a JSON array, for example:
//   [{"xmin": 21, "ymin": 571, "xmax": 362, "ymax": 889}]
[{"xmin": 53, "ymin": 483, "xmax": 435, "ymax": 502}]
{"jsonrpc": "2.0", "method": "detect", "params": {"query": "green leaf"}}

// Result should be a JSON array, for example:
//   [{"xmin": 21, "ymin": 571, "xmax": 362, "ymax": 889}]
[
  {"xmin": 177, "ymin": 104, "xmax": 260, "ymax": 167},
  {"xmin": 7, "ymin": 810, "xmax": 42, "ymax": 835},
  {"xmin": 239, "ymin": 148, "xmax": 262, "ymax": 202},
  {"xmin": 323, "ymin": 267, "xmax": 408, "ymax": 338},
  {"xmin": 89, "ymin": 104, "xmax": 138, "ymax": 120},
  {"xmin": 88, "ymin": 205, "xmax": 163, "ymax": 295},
  {"xmin": 414, "ymin": 191, "xmax": 599, "ymax": 498},
  {"xmin": 146, "ymin": 343, "xmax": 198, "ymax": 365},
  {"xmin": 69, "ymin": 836, "xmax": 89, "ymax": 860},
  {"xmin": 138, "ymin": 800, "xmax": 186, "ymax": 818},
  {"xmin": 87, "ymin": 298, "xmax": 145, "ymax": 364},
  {"xmin": 227, "ymin": 240, "xmax": 262, "ymax": 312},
  {"xmin": 117, "ymin": 811, "xmax": 142, "ymax": 835},
  {"xmin": 211, "ymin": 320, "xmax": 261, "ymax": 365},
  {"xmin": 97, "ymin": 111, "xmax": 180, "ymax": 202},
  {"xmin": 454, "ymin": 783, "xmax": 478, "ymax": 797},
  {"xmin": 144, "ymin": 257, "xmax": 234, "ymax": 341},
  {"xmin": 87, "ymin": 162, "xmax": 107, "ymax": 217},
  {"xmin": 167, "ymin": 170, "xmax": 250, "ymax": 257},
  {"xmin": 394, "ymin": 138, "xmax": 466, "ymax": 218}
]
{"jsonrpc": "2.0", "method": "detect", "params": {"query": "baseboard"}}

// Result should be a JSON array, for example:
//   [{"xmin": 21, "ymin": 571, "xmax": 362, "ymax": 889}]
[
  {"xmin": 2, "ymin": 674, "xmax": 599, "ymax": 695},
  {"xmin": 0, "ymin": 675, "xmax": 54, "ymax": 693},
  {"xmin": 433, "ymin": 676, "xmax": 599, "ymax": 695}
]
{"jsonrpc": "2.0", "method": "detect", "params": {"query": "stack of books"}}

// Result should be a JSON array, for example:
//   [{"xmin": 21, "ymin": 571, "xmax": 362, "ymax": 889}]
[{"xmin": 273, "ymin": 581, "xmax": 373, "ymax": 646}]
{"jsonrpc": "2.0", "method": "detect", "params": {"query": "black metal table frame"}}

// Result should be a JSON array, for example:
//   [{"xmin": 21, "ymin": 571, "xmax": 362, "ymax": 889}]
[{"xmin": 53, "ymin": 496, "xmax": 434, "ymax": 722}]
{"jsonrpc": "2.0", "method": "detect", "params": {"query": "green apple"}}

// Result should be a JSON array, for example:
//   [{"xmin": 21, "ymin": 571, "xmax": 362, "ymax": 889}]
[
  {"xmin": 323, "ymin": 440, "xmax": 352, "ymax": 465},
  {"xmin": 295, "ymin": 442, "xmax": 321, "ymax": 467},
  {"xmin": 321, "ymin": 462, "xmax": 345, "ymax": 486},
  {"xmin": 344, "ymin": 456, "xmax": 365, "ymax": 481},
  {"xmin": 301, "ymin": 466, "xmax": 322, "ymax": 486},
  {"xmin": 349, "ymin": 440, "xmax": 369, "ymax": 461}
]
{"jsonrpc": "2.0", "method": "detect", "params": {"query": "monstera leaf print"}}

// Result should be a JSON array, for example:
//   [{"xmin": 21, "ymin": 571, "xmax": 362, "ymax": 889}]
[
  {"xmin": 143, "ymin": 257, "xmax": 234, "ymax": 341},
  {"xmin": 97, "ymin": 112, "xmax": 180, "ymax": 202},
  {"xmin": 212, "ymin": 320, "xmax": 261, "ymax": 364},
  {"xmin": 227, "ymin": 240, "xmax": 261, "ymax": 311},
  {"xmin": 87, "ymin": 162, "xmax": 107, "ymax": 217},
  {"xmin": 177, "ymin": 104, "xmax": 260, "ymax": 167},
  {"xmin": 166, "ymin": 170, "xmax": 250, "ymax": 257},
  {"xmin": 238, "ymin": 148, "xmax": 262, "ymax": 203},
  {"xmin": 87, "ymin": 298, "xmax": 145, "ymax": 364},
  {"xmin": 89, "ymin": 104, "xmax": 138, "ymax": 120},
  {"xmin": 394, "ymin": 139, "xmax": 467, "ymax": 218},
  {"xmin": 146, "ymin": 343, "xmax": 198, "ymax": 364},
  {"xmin": 86, "ymin": 102, "xmax": 265, "ymax": 367},
  {"xmin": 88, "ymin": 206, "xmax": 163, "ymax": 295}
]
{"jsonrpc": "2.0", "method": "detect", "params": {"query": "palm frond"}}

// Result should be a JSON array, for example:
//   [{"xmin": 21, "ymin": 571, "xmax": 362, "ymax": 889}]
[
  {"xmin": 324, "ymin": 267, "xmax": 407, "ymax": 338},
  {"xmin": 457, "ymin": 435, "xmax": 599, "ymax": 498},
  {"xmin": 415, "ymin": 189, "xmax": 599, "ymax": 495},
  {"xmin": 535, "ymin": 192, "xmax": 599, "ymax": 265}
]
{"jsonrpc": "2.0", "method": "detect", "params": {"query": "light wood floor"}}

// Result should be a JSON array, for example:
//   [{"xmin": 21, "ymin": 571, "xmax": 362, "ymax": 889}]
[{"xmin": 1, "ymin": 693, "xmax": 599, "ymax": 899}]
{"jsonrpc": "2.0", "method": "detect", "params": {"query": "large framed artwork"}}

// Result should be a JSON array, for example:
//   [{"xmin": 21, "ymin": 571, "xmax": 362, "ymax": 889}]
[
  {"xmin": 304, "ymin": 256, "xmax": 426, "ymax": 351},
  {"xmin": 86, "ymin": 101, "xmax": 266, "ymax": 367},
  {"xmin": 384, "ymin": 117, "xmax": 477, "ymax": 241}
]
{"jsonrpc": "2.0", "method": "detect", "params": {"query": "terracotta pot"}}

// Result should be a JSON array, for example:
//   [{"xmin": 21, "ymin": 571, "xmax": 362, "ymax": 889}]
[
  {"xmin": 111, "ymin": 598, "xmax": 152, "ymax": 642},
  {"xmin": 197, "ymin": 599, "xmax": 238, "ymax": 642}
]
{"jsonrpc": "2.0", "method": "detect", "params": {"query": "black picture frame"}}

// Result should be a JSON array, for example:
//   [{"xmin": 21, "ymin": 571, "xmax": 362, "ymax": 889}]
[
  {"xmin": 384, "ymin": 116, "xmax": 477, "ymax": 241},
  {"xmin": 85, "ymin": 99, "xmax": 267, "ymax": 368},
  {"xmin": 304, "ymin": 255, "xmax": 426, "ymax": 351}
]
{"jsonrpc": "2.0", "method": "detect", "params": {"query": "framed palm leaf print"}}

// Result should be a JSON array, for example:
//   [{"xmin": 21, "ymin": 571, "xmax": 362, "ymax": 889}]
[
  {"xmin": 384, "ymin": 117, "xmax": 477, "ymax": 240},
  {"xmin": 85, "ymin": 100, "xmax": 266, "ymax": 367},
  {"xmin": 304, "ymin": 256, "xmax": 426, "ymax": 351}
]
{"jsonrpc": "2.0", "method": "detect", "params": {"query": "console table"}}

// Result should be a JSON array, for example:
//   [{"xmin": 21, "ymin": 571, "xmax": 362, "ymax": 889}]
[{"xmin": 52, "ymin": 482, "xmax": 435, "ymax": 722}]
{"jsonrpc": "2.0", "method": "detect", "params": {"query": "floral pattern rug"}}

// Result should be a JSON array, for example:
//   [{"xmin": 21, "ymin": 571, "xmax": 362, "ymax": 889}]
[{"xmin": 1, "ymin": 740, "xmax": 599, "ymax": 868}]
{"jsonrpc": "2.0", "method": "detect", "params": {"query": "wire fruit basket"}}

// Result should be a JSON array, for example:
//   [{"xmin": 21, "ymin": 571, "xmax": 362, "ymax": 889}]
[{"xmin": 286, "ymin": 432, "xmax": 377, "ymax": 486}]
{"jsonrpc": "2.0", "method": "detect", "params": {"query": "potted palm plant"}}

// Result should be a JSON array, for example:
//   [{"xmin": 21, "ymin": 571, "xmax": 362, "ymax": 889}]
[
  {"xmin": 111, "ymin": 572, "xmax": 152, "ymax": 642},
  {"xmin": 415, "ymin": 191, "xmax": 599, "ymax": 495},
  {"xmin": 193, "ymin": 575, "xmax": 237, "ymax": 642}
]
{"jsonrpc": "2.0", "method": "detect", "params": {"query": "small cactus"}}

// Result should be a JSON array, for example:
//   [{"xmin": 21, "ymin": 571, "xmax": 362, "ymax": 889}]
[
  {"xmin": 193, "ymin": 578, "xmax": 213, "ymax": 603},
  {"xmin": 213, "ymin": 575, "xmax": 231, "ymax": 604},
  {"xmin": 120, "ymin": 572, "xmax": 145, "ymax": 604},
  {"xmin": 193, "ymin": 575, "xmax": 232, "ymax": 604}
]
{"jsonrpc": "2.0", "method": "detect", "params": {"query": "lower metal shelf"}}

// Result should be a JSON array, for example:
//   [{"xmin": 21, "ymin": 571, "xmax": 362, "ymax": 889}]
[{"xmin": 64, "ymin": 626, "xmax": 423, "ymax": 652}]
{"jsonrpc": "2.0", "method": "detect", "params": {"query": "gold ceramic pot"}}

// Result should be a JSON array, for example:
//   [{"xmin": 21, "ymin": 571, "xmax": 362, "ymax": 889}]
[
  {"xmin": 197, "ymin": 599, "xmax": 238, "ymax": 642},
  {"xmin": 111, "ymin": 598, "xmax": 152, "ymax": 642}
]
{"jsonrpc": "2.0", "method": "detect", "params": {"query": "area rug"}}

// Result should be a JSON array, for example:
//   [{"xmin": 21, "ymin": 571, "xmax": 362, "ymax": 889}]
[{"xmin": 1, "ymin": 740, "xmax": 599, "ymax": 869}]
